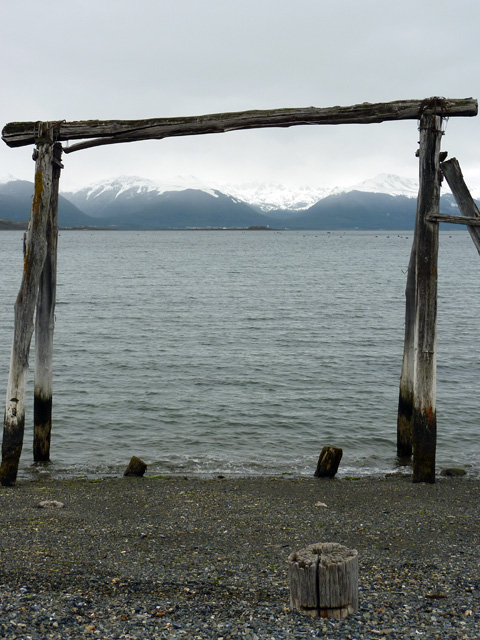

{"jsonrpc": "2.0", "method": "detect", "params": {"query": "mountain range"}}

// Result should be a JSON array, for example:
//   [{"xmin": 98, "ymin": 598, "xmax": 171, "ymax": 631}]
[
  {"xmin": 0, "ymin": 176, "xmax": 98, "ymax": 229},
  {"xmin": 0, "ymin": 172, "xmax": 471, "ymax": 230}
]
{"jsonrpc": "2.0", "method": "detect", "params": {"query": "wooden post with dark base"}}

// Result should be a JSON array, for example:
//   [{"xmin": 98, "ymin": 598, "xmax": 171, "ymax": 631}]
[
  {"xmin": 397, "ymin": 242, "xmax": 416, "ymax": 458},
  {"xmin": 411, "ymin": 113, "xmax": 443, "ymax": 483},
  {"xmin": 33, "ymin": 142, "xmax": 62, "ymax": 462},
  {"xmin": 0, "ymin": 130, "xmax": 56, "ymax": 486}
]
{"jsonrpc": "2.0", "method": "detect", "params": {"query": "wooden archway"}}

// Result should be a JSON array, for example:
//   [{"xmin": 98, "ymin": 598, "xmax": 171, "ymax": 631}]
[{"xmin": 1, "ymin": 97, "xmax": 478, "ymax": 485}]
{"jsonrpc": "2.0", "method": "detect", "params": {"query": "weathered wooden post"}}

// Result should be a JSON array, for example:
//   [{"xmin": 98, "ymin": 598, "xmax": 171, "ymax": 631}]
[
  {"xmin": 0, "ymin": 126, "xmax": 58, "ymax": 485},
  {"xmin": 397, "ymin": 242, "xmax": 416, "ymax": 458},
  {"xmin": 33, "ymin": 141, "xmax": 62, "ymax": 461},
  {"xmin": 411, "ymin": 111, "xmax": 443, "ymax": 483}
]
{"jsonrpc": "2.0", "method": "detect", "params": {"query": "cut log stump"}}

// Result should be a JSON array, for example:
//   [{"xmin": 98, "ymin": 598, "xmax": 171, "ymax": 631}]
[
  {"xmin": 124, "ymin": 456, "xmax": 147, "ymax": 477},
  {"xmin": 289, "ymin": 542, "xmax": 358, "ymax": 618},
  {"xmin": 314, "ymin": 446, "xmax": 343, "ymax": 478}
]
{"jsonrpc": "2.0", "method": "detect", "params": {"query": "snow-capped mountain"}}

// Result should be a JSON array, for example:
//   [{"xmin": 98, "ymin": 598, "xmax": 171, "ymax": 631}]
[
  {"xmin": 86, "ymin": 174, "xmax": 218, "ymax": 199},
  {"xmin": 219, "ymin": 173, "xmax": 420, "ymax": 212},
  {"xmin": 342, "ymin": 173, "xmax": 419, "ymax": 198},
  {"xmin": 61, "ymin": 175, "xmax": 270, "ymax": 229},
  {"xmin": 61, "ymin": 175, "xmax": 222, "ymax": 216},
  {"xmin": 57, "ymin": 173, "xmax": 426, "ymax": 229},
  {"xmin": 3, "ymin": 171, "xmax": 479, "ymax": 230},
  {"xmin": 217, "ymin": 182, "xmax": 334, "ymax": 212},
  {"xmin": 62, "ymin": 173, "xmax": 420, "ymax": 215}
]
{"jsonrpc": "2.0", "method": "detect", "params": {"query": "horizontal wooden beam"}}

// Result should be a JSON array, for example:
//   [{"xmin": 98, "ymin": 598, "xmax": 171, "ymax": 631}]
[
  {"xmin": 427, "ymin": 213, "xmax": 480, "ymax": 227},
  {"xmin": 2, "ymin": 97, "xmax": 477, "ymax": 152}
]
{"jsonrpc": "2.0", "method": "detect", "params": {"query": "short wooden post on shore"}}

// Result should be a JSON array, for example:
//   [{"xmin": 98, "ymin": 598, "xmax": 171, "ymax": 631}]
[
  {"xmin": 314, "ymin": 446, "xmax": 343, "ymax": 478},
  {"xmin": 289, "ymin": 542, "xmax": 358, "ymax": 618},
  {"xmin": 124, "ymin": 456, "xmax": 147, "ymax": 477}
]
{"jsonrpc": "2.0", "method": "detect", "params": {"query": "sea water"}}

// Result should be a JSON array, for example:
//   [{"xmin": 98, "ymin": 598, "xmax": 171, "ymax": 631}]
[{"xmin": 0, "ymin": 229, "xmax": 479, "ymax": 479}]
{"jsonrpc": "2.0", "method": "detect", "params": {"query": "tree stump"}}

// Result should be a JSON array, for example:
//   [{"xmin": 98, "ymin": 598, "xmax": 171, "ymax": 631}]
[
  {"xmin": 124, "ymin": 456, "xmax": 147, "ymax": 477},
  {"xmin": 288, "ymin": 542, "xmax": 358, "ymax": 618},
  {"xmin": 314, "ymin": 446, "xmax": 343, "ymax": 478}
]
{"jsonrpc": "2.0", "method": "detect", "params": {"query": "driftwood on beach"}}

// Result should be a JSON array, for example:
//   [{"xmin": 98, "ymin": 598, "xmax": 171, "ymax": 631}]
[{"xmin": 0, "ymin": 97, "xmax": 479, "ymax": 485}]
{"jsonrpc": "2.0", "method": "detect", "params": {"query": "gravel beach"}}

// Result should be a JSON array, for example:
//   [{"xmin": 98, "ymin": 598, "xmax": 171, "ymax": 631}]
[{"xmin": 0, "ymin": 474, "xmax": 478, "ymax": 639}]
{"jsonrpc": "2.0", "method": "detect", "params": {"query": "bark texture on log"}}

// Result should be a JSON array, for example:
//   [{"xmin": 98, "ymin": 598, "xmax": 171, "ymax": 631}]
[
  {"xmin": 289, "ymin": 542, "xmax": 358, "ymax": 618},
  {"xmin": 2, "ymin": 98, "xmax": 476, "ymax": 151},
  {"xmin": 440, "ymin": 158, "xmax": 480, "ymax": 254},
  {"xmin": 33, "ymin": 142, "xmax": 62, "ymax": 462},
  {"xmin": 411, "ymin": 113, "xmax": 443, "ymax": 484},
  {"xmin": 314, "ymin": 446, "xmax": 343, "ymax": 478},
  {"xmin": 0, "ymin": 134, "xmax": 55, "ymax": 485}
]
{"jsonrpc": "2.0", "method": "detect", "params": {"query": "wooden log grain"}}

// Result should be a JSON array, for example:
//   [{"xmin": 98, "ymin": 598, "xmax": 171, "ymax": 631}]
[
  {"xmin": 411, "ymin": 113, "xmax": 443, "ymax": 484},
  {"xmin": 314, "ymin": 446, "xmax": 343, "ymax": 478},
  {"xmin": 33, "ymin": 142, "xmax": 62, "ymax": 462},
  {"xmin": 439, "ymin": 158, "xmax": 480, "ymax": 254},
  {"xmin": 289, "ymin": 542, "xmax": 358, "ymax": 618},
  {"xmin": 426, "ymin": 213, "xmax": 480, "ymax": 227},
  {"xmin": 1, "ymin": 98, "xmax": 476, "ymax": 151},
  {"xmin": 0, "ymin": 133, "xmax": 55, "ymax": 485}
]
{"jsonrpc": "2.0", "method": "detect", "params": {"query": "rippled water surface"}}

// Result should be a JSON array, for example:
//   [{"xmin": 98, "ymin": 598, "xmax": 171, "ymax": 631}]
[{"xmin": 1, "ymin": 229, "xmax": 479, "ymax": 479}]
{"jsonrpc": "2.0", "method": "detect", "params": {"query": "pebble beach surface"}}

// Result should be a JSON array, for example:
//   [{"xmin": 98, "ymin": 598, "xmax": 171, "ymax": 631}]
[{"xmin": 0, "ymin": 475, "xmax": 478, "ymax": 639}]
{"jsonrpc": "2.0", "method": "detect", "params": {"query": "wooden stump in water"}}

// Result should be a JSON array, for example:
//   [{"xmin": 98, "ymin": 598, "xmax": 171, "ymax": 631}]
[
  {"xmin": 288, "ymin": 542, "xmax": 358, "ymax": 618},
  {"xmin": 314, "ymin": 446, "xmax": 343, "ymax": 478},
  {"xmin": 124, "ymin": 456, "xmax": 147, "ymax": 477}
]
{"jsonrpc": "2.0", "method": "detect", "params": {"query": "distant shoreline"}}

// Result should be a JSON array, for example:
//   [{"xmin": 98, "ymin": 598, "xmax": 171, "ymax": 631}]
[
  {"xmin": 0, "ymin": 222, "xmax": 463, "ymax": 232},
  {"xmin": 0, "ymin": 221, "xmax": 277, "ymax": 232},
  {"xmin": 0, "ymin": 219, "xmax": 28, "ymax": 231}
]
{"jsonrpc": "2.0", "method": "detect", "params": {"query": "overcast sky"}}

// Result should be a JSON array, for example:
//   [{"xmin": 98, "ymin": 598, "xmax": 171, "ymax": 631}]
[{"xmin": 2, "ymin": 0, "xmax": 480, "ymax": 191}]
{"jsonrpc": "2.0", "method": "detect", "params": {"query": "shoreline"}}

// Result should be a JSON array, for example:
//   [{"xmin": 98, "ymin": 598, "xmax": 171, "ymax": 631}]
[
  {"xmin": 0, "ymin": 475, "xmax": 478, "ymax": 638},
  {"xmin": 16, "ymin": 458, "xmax": 479, "ymax": 484}
]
